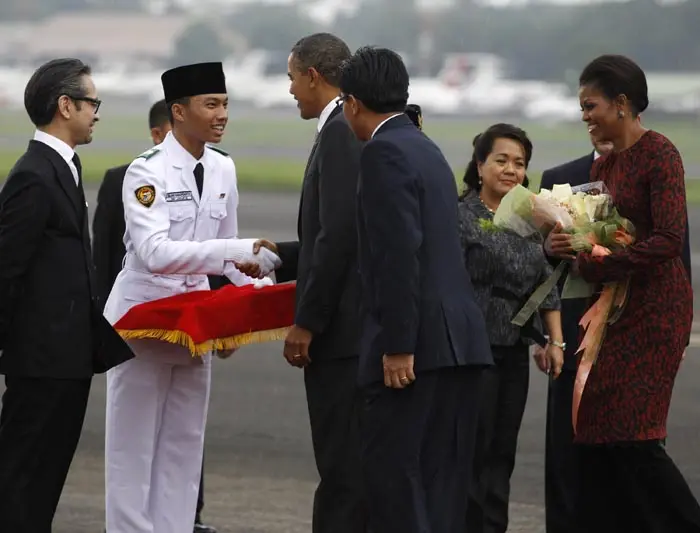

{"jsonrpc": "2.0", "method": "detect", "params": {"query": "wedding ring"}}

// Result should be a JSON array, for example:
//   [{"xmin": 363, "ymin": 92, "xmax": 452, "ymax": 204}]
[{"xmin": 400, "ymin": 377, "xmax": 409, "ymax": 383}]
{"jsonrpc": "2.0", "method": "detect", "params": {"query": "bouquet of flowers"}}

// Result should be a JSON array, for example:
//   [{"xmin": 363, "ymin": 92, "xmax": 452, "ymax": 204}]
[{"xmin": 485, "ymin": 181, "xmax": 636, "ymax": 433}]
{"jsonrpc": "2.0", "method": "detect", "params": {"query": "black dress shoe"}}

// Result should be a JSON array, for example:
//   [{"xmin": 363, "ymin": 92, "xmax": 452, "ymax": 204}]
[{"xmin": 194, "ymin": 514, "xmax": 217, "ymax": 533}]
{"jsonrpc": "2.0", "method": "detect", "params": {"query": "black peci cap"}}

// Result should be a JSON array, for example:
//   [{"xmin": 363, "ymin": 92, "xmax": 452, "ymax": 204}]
[
  {"xmin": 161, "ymin": 62, "xmax": 227, "ymax": 103},
  {"xmin": 405, "ymin": 104, "xmax": 423, "ymax": 130}
]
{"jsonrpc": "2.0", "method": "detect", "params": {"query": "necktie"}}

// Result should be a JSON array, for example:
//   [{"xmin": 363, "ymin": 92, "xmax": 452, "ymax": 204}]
[
  {"xmin": 72, "ymin": 153, "xmax": 82, "ymax": 185},
  {"xmin": 194, "ymin": 163, "xmax": 204, "ymax": 197}
]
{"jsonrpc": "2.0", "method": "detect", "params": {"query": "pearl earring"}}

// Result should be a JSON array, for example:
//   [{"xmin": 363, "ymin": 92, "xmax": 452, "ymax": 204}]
[{"xmin": 618, "ymin": 110, "xmax": 625, "ymax": 119}]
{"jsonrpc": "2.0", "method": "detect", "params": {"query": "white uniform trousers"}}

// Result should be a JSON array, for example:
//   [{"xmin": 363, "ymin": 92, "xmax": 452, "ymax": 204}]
[{"xmin": 105, "ymin": 342, "xmax": 211, "ymax": 533}]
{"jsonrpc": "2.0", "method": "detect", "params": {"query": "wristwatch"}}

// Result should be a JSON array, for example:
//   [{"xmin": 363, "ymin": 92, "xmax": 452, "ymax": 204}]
[{"xmin": 548, "ymin": 339, "xmax": 567, "ymax": 350}]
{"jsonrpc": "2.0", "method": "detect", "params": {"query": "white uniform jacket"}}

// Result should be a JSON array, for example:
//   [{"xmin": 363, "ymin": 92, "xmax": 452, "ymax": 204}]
[{"xmin": 103, "ymin": 132, "xmax": 277, "ymax": 342}]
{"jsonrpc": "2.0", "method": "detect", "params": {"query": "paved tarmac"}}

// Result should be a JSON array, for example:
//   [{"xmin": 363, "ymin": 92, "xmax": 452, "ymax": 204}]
[{"xmin": 4, "ymin": 190, "xmax": 700, "ymax": 532}]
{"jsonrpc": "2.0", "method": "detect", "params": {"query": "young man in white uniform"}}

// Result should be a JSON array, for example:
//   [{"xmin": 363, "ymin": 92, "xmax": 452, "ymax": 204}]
[{"xmin": 103, "ymin": 62, "xmax": 280, "ymax": 533}]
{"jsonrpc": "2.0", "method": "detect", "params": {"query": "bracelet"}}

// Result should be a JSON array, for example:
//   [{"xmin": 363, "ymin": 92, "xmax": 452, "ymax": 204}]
[{"xmin": 547, "ymin": 339, "xmax": 567, "ymax": 350}]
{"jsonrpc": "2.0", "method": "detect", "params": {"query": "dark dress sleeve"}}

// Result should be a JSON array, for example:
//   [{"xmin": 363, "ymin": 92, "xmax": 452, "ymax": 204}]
[{"xmin": 576, "ymin": 142, "xmax": 687, "ymax": 283}]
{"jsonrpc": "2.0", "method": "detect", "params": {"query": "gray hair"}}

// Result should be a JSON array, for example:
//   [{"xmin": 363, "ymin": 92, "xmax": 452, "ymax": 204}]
[
  {"xmin": 290, "ymin": 33, "xmax": 351, "ymax": 88},
  {"xmin": 24, "ymin": 58, "xmax": 92, "ymax": 127}
]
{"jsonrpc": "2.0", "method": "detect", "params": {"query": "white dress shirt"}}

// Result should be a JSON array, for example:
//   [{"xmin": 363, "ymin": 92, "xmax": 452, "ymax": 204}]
[
  {"xmin": 33, "ymin": 130, "xmax": 80, "ymax": 185},
  {"xmin": 317, "ymin": 97, "xmax": 340, "ymax": 132}
]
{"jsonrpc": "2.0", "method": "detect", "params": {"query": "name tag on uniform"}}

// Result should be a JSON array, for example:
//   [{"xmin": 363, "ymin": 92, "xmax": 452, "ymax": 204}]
[{"xmin": 165, "ymin": 191, "xmax": 194, "ymax": 203}]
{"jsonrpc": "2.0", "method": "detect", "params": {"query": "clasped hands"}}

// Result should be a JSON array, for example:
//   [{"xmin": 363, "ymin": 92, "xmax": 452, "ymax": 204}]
[
  {"xmin": 231, "ymin": 238, "xmax": 281, "ymax": 279},
  {"xmin": 531, "ymin": 343, "xmax": 564, "ymax": 379}
]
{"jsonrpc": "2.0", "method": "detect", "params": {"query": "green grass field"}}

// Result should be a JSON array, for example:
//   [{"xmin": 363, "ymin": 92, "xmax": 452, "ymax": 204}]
[{"xmin": 2, "ymin": 111, "xmax": 700, "ymax": 202}]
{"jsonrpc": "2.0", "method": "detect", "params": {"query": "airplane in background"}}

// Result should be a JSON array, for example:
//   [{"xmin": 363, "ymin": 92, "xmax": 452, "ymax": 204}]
[{"xmin": 0, "ymin": 66, "xmax": 32, "ymax": 110}]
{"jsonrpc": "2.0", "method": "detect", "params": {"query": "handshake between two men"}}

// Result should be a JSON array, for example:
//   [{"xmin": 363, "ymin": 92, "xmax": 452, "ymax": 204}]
[
  {"xmin": 225, "ymin": 238, "xmax": 312, "ymax": 368},
  {"xmin": 218, "ymin": 239, "xmax": 313, "ymax": 368},
  {"xmin": 239, "ymin": 238, "xmax": 315, "ymax": 369},
  {"xmin": 235, "ymin": 238, "xmax": 418, "ymax": 389}
]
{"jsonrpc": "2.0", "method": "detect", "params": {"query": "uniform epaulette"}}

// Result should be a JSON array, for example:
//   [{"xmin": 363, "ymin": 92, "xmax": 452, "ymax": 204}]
[
  {"xmin": 136, "ymin": 147, "xmax": 162, "ymax": 160},
  {"xmin": 206, "ymin": 145, "xmax": 230, "ymax": 157}
]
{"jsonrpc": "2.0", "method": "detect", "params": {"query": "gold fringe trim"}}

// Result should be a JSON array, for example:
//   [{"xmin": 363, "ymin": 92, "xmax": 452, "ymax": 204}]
[{"xmin": 116, "ymin": 327, "xmax": 292, "ymax": 357}]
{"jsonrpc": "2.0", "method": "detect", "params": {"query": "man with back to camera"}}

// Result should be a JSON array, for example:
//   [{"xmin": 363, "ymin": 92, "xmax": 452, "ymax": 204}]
[
  {"xmin": 0, "ymin": 57, "xmax": 134, "ymax": 532},
  {"xmin": 253, "ymin": 32, "xmax": 369, "ymax": 532},
  {"xmin": 338, "ymin": 46, "xmax": 493, "ymax": 532},
  {"xmin": 92, "ymin": 98, "xmax": 218, "ymax": 533},
  {"xmin": 102, "ymin": 61, "xmax": 280, "ymax": 533},
  {"xmin": 539, "ymin": 128, "xmax": 692, "ymax": 533}
]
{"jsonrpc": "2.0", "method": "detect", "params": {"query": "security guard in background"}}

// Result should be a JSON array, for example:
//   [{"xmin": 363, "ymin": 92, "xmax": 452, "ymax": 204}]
[{"xmin": 102, "ymin": 62, "xmax": 279, "ymax": 533}]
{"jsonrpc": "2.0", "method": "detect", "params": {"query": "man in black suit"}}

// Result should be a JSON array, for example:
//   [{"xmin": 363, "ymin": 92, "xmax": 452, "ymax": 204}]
[
  {"xmin": 92, "ymin": 99, "xmax": 217, "ymax": 533},
  {"xmin": 0, "ymin": 58, "xmax": 133, "ymax": 532},
  {"xmin": 539, "ymin": 133, "xmax": 692, "ymax": 533},
  {"xmin": 254, "ymin": 33, "xmax": 367, "ymax": 532},
  {"xmin": 338, "ymin": 46, "xmax": 493, "ymax": 533}
]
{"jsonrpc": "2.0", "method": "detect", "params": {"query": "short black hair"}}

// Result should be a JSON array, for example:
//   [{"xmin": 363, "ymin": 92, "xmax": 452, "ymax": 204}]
[
  {"xmin": 579, "ymin": 54, "xmax": 649, "ymax": 116},
  {"xmin": 24, "ymin": 58, "xmax": 92, "ymax": 127},
  {"xmin": 166, "ymin": 96, "xmax": 190, "ymax": 124},
  {"xmin": 149, "ymin": 99, "xmax": 170, "ymax": 129},
  {"xmin": 290, "ymin": 33, "xmax": 351, "ymax": 88},
  {"xmin": 339, "ymin": 46, "xmax": 409, "ymax": 114},
  {"xmin": 461, "ymin": 123, "xmax": 532, "ymax": 198}
]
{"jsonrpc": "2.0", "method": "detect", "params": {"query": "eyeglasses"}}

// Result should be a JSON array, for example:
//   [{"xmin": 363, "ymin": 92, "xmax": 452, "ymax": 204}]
[{"xmin": 66, "ymin": 95, "xmax": 102, "ymax": 114}]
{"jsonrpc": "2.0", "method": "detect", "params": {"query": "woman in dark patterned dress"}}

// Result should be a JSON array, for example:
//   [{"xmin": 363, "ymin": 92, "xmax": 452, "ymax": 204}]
[
  {"xmin": 458, "ymin": 124, "xmax": 565, "ymax": 533},
  {"xmin": 550, "ymin": 54, "xmax": 700, "ymax": 532}
]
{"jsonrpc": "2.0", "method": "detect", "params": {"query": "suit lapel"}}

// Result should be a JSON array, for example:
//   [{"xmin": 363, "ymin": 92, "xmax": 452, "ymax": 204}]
[
  {"xmin": 29, "ymin": 140, "xmax": 83, "ymax": 222},
  {"xmin": 297, "ymin": 105, "xmax": 342, "ymax": 238}
]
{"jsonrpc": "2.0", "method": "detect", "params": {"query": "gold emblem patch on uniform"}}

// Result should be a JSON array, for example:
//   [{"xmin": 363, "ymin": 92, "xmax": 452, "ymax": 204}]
[{"xmin": 135, "ymin": 185, "xmax": 155, "ymax": 207}]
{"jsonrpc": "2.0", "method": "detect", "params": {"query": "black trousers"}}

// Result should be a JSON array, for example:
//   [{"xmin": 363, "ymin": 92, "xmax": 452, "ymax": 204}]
[
  {"xmin": 360, "ymin": 366, "xmax": 483, "ymax": 533},
  {"xmin": 0, "ymin": 376, "xmax": 91, "ymax": 533},
  {"xmin": 466, "ymin": 344, "xmax": 529, "ymax": 533},
  {"xmin": 305, "ymin": 357, "xmax": 368, "ymax": 533},
  {"xmin": 544, "ymin": 368, "xmax": 580, "ymax": 533},
  {"xmin": 575, "ymin": 441, "xmax": 700, "ymax": 533}
]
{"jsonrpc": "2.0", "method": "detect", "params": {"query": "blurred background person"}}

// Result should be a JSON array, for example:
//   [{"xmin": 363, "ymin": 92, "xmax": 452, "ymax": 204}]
[{"xmin": 458, "ymin": 123, "xmax": 564, "ymax": 533}]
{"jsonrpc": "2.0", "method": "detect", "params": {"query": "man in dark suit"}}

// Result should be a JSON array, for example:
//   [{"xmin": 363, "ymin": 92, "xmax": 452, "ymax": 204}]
[
  {"xmin": 0, "ymin": 58, "xmax": 133, "ymax": 532},
  {"xmin": 254, "ymin": 33, "xmax": 367, "ymax": 532},
  {"xmin": 338, "ymin": 46, "xmax": 493, "ymax": 533},
  {"xmin": 91, "ymin": 99, "xmax": 217, "ymax": 533},
  {"xmin": 540, "ymin": 133, "xmax": 692, "ymax": 533}
]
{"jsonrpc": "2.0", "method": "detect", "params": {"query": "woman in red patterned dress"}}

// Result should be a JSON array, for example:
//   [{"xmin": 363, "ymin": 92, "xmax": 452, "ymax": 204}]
[{"xmin": 551, "ymin": 54, "xmax": 700, "ymax": 532}]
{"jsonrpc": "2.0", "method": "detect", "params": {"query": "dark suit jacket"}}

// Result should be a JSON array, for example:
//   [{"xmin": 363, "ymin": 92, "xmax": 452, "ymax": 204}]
[
  {"xmin": 356, "ymin": 114, "xmax": 493, "ymax": 386},
  {"xmin": 0, "ymin": 140, "xmax": 133, "ymax": 379},
  {"xmin": 92, "ymin": 164, "xmax": 128, "ymax": 304},
  {"xmin": 275, "ymin": 105, "xmax": 363, "ymax": 362},
  {"xmin": 540, "ymin": 152, "xmax": 693, "ymax": 369}
]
